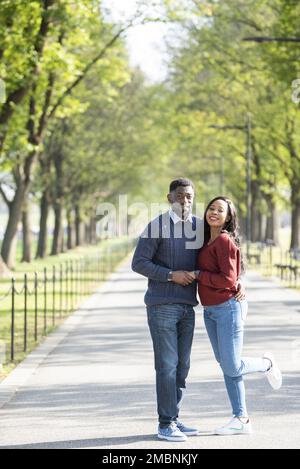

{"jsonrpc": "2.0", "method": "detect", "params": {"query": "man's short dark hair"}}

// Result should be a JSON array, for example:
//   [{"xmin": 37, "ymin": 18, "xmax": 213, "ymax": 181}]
[{"xmin": 169, "ymin": 178, "xmax": 195, "ymax": 193}]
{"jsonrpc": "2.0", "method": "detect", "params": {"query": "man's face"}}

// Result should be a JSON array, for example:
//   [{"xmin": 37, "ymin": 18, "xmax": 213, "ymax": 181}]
[{"xmin": 167, "ymin": 185, "xmax": 194, "ymax": 220}]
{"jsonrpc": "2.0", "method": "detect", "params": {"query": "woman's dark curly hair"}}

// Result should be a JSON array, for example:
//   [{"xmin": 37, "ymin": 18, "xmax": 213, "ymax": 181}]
[{"xmin": 204, "ymin": 196, "xmax": 245, "ymax": 273}]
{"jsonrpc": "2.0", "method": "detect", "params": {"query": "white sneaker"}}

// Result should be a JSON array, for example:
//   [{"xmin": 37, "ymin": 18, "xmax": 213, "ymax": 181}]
[
  {"xmin": 263, "ymin": 352, "xmax": 282, "ymax": 390},
  {"xmin": 214, "ymin": 417, "xmax": 253, "ymax": 436}
]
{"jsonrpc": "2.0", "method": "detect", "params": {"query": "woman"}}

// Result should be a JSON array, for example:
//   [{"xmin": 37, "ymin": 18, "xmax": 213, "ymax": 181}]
[{"xmin": 193, "ymin": 196, "xmax": 282, "ymax": 435}]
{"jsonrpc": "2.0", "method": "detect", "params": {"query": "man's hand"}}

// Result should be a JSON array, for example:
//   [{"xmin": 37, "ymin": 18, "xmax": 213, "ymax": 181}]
[
  {"xmin": 172, "ymin": 271, "xmax": 195, "ymax": 286},
  {"xmin": 235, "ymin": 278, "xmax": 246, "ymax": 302},
  {"xmin": 187, "ymin": 271, "xmax": 197, "ymax": 280}
]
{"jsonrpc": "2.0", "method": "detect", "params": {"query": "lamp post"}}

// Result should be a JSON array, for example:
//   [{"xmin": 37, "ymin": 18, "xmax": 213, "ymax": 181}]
[
  {"xmin": 246, "ymin": 114, "xmax": 252, "ymax": 254},
  {"xmin": 209, "ymin": 114, "xmax": 252, "ymax": 256}
]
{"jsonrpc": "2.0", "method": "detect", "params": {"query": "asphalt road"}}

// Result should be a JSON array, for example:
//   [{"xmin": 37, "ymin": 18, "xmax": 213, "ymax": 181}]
[{"xmin": 0, "ymin": 256, "xmax": 299, "ymax": 449}]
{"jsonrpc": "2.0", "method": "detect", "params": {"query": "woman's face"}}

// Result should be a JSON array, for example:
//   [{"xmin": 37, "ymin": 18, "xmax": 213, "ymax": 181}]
[{"xmin": 206, "ymin": 199, "xmax": 230, "ymax": 229}]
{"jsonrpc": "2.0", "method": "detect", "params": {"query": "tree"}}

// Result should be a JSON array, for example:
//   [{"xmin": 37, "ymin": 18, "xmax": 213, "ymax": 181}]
[{"xmin": 0, "ymin": 0, "xmax": 133, "ymax": 267}]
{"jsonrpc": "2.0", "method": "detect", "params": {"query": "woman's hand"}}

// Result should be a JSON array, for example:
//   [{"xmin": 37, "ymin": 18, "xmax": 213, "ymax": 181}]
[
  {"xmin": 235, "ymin": 279, "xmax": 246, "ymax": 301},
  {"xmin": 186, "ymin": 271, "xmax": 197, "ymax": 281},
  {"xmin": 172, "ymin": 271, "xmax": 195, "ymax": 286}
]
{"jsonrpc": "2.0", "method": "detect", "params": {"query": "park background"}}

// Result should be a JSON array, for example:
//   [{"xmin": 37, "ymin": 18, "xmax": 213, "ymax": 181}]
[
  {"xmin": 1, "ymin": 0, "xmax": 300, "ymax": 368},
  {"xmin": 0, "ymin": 0, "xmax": 300, "ymax": 450}
]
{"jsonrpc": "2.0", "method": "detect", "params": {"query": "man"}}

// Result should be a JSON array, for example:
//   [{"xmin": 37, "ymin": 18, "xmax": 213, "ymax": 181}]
[{"xmin": 132, "ymin": 178, "xmax": 245, "ymax": 442}]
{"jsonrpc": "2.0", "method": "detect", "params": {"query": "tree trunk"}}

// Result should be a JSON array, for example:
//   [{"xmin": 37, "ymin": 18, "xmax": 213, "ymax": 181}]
[
  {"xmin": 254, "ymin": 211, "xmax": 263, "ymax": 242},
  {"xmin": 251, "ymin": 205, "xmax": 262, "ymax": 242},
  {"xmin": 0, "ymin": 256, "xmax": 12, "ymax": 279},
  {"xmin": 89, "ymin": 216, "xmax": 97, "ymax": 244},
  {"xmin": 237, "ymin": 205, "xmax": 246, "ymax": 240},
  {"xmin": 1, "ymin": 182, "xmax": 26, "ymax": 269},
  {"xmin": 51, "ymin": 202, "xmax": 63, "ymax": 255},
  {"xmin": 84, "ymin": 223, "xmax": 90, "ymax": 244},
  {"xmin": 67, "ymin": 208, "xmax": 75, "ymax": 250},
  {"xmin": 75, "ymin": 204, "xmax": 84, "ymax": 246},
  {"xmin": 290, "ymin": 184, "xmax": 300, "ymax": 249},
  {"xmin": 291, "ymin": 205, "xmax": 300, "ymax": 249},
  {"xmin": 21, "ymin": 198, "xmax": 31, "ymax": 262},
  {"xmin": 250, "ymin": 180, "xmax": 260, "ymax": 242},
  {"xmin": 61, "ymin": 221, "xmax": 65, "ymax": 253},
  {"xmin": 36, "ymin": 189, "xmax": 50, "ymax": 259},
  {"xmin": 265, "ymin": 195, "xmax": 279, "ymax": 245}
]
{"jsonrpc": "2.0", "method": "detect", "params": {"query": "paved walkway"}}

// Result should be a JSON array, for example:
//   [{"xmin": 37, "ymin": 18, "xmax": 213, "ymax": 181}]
[{"xmin": 0, "ymin": 256, "xmax": 299, "ymax": 449}]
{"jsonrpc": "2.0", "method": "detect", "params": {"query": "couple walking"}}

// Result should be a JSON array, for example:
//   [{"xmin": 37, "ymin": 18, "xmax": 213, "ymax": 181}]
[{"xmin": 132, "ymin": 177, "xmax": 282, "ymax": 442}]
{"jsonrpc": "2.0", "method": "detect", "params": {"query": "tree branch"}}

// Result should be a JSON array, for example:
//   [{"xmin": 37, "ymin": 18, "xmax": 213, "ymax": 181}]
[
  {"xmin": 0, "ymin": 0, "xmax": 55, "ymax": 127},
  {"xmin": 0, "ymin": 184, "xmax": 12, "ymax": 207},
  {"xmin": 38, "ymin": 72, "xmax": 55, "ymax": 138},
  {"xmin": 243, "ymin": 37, "xmax": 300, "ymax": 43},
  {"xmin": 47, "ymin": 24, "xmax": 132, "ymax": 121}
]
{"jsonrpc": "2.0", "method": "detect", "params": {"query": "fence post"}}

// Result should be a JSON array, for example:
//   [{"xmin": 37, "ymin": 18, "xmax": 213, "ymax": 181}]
[
  {"xmin": 78, "ymin": 259, "xmax": 81, "ymax": 302},
  {"xmin": 88, "ymin": 256, "xmax": 91, "ymax": 293},
  {"xmin": 75, "ymin": 259, "xmax": 78, "ymax": 306},
  {"xmin": 269, "ymin": 245, "xmax": 273, "ymax": 277},
  {"xmin": 80, "ymin": 258, "xmax": 83, "ymax": 297},
  {"xmin": 44, "ymin": 267, "xmax": 47, "ymax": 334},
  {"xmin": 52, "ymin": 265, "xmax": 56, "ymax": 326},
  {"xmin": 11, "ymin": 277, "xmax": 15, "ymax": 362},
  {"xmin": 34, "ymin": 272, "xmax": 38, "ymax": 342},
  {"xmin": 60, "ymin": 264, "xmax": 63, "ymax": 319},
  {"xmin": 83, "ymin": 257, "xmax": 86, "ymax": 296},
  {"xmin": 91, "ymin": 256, "xmax": 94, "ymax": 292},
  {"xmin": 70, "ymin": 260, "xmax": 74, "ymax": 310},
  {"xmin": 24, "ymin": 273, "xmax": 28, "ymax": 352},
  {"xmin": 91, "ymin": 257, "xmax": 94, "ymax": 292},
  {"xmin": 65, "ymin": 262, "xmax": 69, "ymax": 313},
  {"xmin": 84, "ymin": 258, "xmax": 87, "ymax": 295},
  {"xmin": 97, "ymin": 254, "xmax": 100, "ymax": 282},
  {"xmin": 87, "ymin": 257, "xmax": 90, "ymax": 293}
]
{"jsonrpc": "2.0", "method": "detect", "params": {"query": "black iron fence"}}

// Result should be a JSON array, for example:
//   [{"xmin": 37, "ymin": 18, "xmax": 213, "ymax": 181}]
[
  {"xmin": 246, "ymin": 241, "xmax": 300, "ymax": 288},
  {"xmin": 0, "ymin": 239, "xmax": 135, "ymax": 366}
]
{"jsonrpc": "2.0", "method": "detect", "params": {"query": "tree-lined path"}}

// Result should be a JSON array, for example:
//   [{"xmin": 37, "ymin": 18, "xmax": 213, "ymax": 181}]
[{"xmin": 0, "ymin": 255, "xmax": 299, "ymax": 449}]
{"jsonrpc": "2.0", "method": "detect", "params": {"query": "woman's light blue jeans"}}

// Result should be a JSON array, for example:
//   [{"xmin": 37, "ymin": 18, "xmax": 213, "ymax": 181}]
[{"xmin": 203, "ymin": 298, "xmax": 268, "ymax": 417}]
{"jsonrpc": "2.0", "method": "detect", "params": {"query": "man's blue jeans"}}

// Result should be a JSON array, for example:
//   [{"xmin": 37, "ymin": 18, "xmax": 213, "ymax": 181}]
[
  {"xmin": 204, "ymin": 298, "xmax": 269, "ymax": 417},
  {"xmin": 147, "ymin": 303, "xmax": 195, "ymax": 427}
]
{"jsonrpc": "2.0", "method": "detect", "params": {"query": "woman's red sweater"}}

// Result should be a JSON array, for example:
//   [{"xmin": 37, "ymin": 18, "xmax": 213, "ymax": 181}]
[{"xmin": 197, "ymin": 232, "xmax": 240, "ymax": 306}]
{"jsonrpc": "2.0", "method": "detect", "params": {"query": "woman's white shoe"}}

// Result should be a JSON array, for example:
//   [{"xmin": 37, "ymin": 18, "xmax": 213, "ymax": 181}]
[
  {"xmin": 214, "ymin": 417, "xmax": 253, "ymax": 435},
  {"xmin": 263, "ymin": 352, "xmax": 282, "ymax": 390}
]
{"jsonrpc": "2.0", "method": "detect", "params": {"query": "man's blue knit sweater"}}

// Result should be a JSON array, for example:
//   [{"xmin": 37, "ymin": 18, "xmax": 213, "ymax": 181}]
[{"xmin": 131, "ymin": 211, "xmax": 203, "ymax": 306}]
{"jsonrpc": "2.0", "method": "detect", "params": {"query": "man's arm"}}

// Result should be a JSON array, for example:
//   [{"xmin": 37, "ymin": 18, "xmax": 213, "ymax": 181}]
[
  {"xmin": 131, "ymin": 228, "xmax": 195, "ymax": 286},
  {"xmin": 131, "ymin": 235, "xmax": 170, "ymax": 282}
]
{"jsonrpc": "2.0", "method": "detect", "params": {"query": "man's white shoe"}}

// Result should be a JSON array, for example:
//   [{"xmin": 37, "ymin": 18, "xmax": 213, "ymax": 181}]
[
  {"xmin": 214, "ymin": 417, "xmax": 253, "ymax": 436},
  {"xmin": 263, "ymin": 352, "xmax": 282, "ymax": 390}
]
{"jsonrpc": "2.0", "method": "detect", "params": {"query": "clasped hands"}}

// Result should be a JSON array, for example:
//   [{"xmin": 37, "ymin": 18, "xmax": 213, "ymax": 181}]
[
  {"xmin": 171, "ymin": 271, "xmax": 246, "ymax": 301},
  {"xmin": 171, "ymin": 271, "xmax": 197, "ymax": 286}
]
